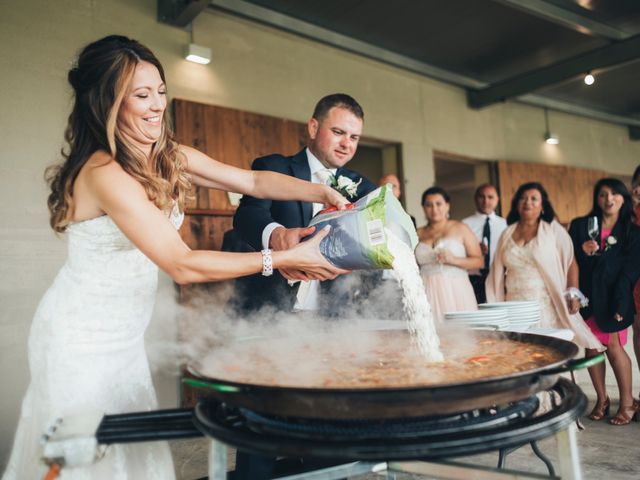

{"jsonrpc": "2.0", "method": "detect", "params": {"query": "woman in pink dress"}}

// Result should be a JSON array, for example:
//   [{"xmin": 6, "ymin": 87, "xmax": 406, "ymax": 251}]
[{"xmin": 415, "ymin": 187, "xmax": 483, "ymax": 323}]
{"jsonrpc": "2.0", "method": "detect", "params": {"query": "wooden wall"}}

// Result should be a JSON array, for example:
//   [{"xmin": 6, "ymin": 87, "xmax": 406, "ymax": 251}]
[
  {"xmin": 497, "ymin": 161, "xmax": 607, "ymax": 225},
  {"xmin": 173, "ymin": 99, "xmax": 307, "ymax": 253}
]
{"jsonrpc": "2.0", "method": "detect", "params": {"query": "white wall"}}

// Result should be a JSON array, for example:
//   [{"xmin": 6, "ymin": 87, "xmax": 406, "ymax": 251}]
[{"xmin": 2, "ymin": 0, "xmax": 640, "ymax": 466}]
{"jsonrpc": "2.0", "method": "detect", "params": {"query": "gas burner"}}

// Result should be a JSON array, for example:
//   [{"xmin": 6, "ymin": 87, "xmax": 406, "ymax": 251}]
[
  {"xmin": 237, "ymin": 395, "xmax": 540, "ymax": 440},
  {"xmin": 192, "ymin": 378, "xmax": 586, "ymax": 461}
]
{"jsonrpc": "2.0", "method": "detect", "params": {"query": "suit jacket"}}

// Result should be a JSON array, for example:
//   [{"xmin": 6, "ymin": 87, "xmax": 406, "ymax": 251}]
[
  {"xmin": 231, "ymin": 149, "xmax": 377, "ymax": 313},
  {"xmin": 568, "ymin": 215, "xmax": 640, "ymax": 332}
]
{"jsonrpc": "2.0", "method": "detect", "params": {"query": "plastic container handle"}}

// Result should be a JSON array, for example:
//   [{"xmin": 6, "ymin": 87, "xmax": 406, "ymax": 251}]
[{"xmin": 318, "ymin": 203, "xmax": 355, "ymax": 215}]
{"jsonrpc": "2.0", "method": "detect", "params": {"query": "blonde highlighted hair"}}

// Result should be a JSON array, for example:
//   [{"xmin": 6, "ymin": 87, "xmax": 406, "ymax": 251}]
[{"xmin": 47, "ymin": 35, "xmax": 191, "ymax": 232}]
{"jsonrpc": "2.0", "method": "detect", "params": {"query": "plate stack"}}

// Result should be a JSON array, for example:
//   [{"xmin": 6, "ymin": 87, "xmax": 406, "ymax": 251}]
[
  {"xmin": 443, "ymin": 309, "xmax": 509, "ymax": 330},
  {"xmin": 478, "ymin": 301, "xmax": 541, "ymax": 330}
]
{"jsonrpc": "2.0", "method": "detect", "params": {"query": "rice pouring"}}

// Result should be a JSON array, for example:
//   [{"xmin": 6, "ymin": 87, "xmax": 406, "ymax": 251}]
[{"xmin": 308, "ymin": 185, "xmax": 442, "ymax": 360}]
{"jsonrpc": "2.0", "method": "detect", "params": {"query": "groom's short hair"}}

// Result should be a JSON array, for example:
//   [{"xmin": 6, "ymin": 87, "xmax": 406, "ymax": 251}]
[{"xmin": 312, "ymin": 93, "xmax": 364, "ymax": 122}]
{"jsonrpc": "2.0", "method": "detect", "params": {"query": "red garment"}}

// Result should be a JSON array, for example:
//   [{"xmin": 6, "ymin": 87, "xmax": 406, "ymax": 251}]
[
  {"xmin": 635, "ymin": 206, "xmax": 640, "ymax": 316},
  {"xmin": 585, "ymin": 316, "xmax": 628, "ymax": 346}
]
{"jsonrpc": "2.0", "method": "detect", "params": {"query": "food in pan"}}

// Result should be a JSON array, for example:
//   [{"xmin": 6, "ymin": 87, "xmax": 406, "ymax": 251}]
[{"xmin": 193, "ymin": 331, "xmax": 566, "ymax": 389}]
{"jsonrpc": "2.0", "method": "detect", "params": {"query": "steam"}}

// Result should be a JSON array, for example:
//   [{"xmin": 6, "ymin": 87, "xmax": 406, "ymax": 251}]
[{"xmin": 146, "ymin": 230, "xmax": 444, "ymax": 381}]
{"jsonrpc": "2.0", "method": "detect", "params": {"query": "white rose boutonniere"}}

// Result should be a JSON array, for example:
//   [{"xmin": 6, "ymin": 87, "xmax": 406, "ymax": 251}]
[
  {"xmin": 604, "ymin": 235, "xmax": 617, "ymax": 252},
  {"xmin": 329, "ymin": 174, "xmax": 362, "ymax": 199}
]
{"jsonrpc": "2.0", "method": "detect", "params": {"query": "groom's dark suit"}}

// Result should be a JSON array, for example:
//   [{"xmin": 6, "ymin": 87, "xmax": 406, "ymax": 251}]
[{"xmin": 232, "ymin": 148, "xmax": 376, "ymax": 314}]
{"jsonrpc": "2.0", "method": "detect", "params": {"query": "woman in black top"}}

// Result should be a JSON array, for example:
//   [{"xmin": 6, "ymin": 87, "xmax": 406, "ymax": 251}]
[{"xmin": 569, "ymin": 178, "xmax": 640, "ymax": 425}]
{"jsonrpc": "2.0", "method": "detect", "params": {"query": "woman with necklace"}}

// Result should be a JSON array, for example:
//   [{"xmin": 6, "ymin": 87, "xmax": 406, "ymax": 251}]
[
  {"xmin": 415, "ymin": 186, "xmax": 483, "ymax": 323},
  {"xmin": 486, "ymin": 182, "xmax": 601, "ymax": 349},
  {"xmin": 569, "ymin": 178, "xmax": 640, "ymax": 425}
]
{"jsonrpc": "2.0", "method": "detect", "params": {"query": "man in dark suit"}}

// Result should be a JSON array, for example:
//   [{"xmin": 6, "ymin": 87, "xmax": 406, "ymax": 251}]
[
  {"xmin": 231, "ymin": 94, "xmax": 376, "ymax": 480},
  {"xmin": 232, "ymin": 93, "xmax": 377, "ymax": 315}
]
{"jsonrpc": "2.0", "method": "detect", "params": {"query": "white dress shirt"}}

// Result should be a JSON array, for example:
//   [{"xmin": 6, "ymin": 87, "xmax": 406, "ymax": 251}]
[
  {"xmin": 462, "ymin": 211, "xmax": 507, "ymax": 275},
  {"xmin": 261, "ymin": 148, "xmax": 336, "ymax": 311}
]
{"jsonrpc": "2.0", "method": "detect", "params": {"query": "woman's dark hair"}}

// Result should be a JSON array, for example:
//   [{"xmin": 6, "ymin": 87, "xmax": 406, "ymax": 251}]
[
  {"xmin": 632, "ymin": 165, "xmax": 640, "ymax": 184},
  {"xmin": 506, "ymin": 182, "xmax": 556, "ymax": 225},
  {"xmin": 588, "ymin": 178, "xmax": 635, "ymax": 234},
  {"xmin": 312, "ymin": 93, "xmax": 364, "ymax": 122},
  {"xmin": 421, "ymin": 186, "xmax": 450, "ymax": 206}
]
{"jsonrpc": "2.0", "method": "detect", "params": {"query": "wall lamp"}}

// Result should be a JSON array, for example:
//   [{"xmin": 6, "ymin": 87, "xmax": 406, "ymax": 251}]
[
  {"xmin": 544, "ymin": 108, "xmax": 559, "ymax": 145},
  {"xmin": 184, "ymin": 43, "xmax": 211, "ymax": 64},
  {"xmin": 184, "ymin": 22, "xmax": 211, "ymax": 64}
]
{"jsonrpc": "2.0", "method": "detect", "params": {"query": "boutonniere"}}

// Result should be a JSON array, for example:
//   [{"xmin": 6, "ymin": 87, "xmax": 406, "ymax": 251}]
[
  {"xmin": 604, "ymin": 235, "xmax": 617, "ymax": 252},
  {"xmin": 329, "ymin": 174, "xmax": 362, "ymax": 199}
]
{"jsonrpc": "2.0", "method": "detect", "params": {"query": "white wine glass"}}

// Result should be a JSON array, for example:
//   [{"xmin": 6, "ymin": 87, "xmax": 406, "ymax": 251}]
[{"xmin": 587, "ymin": 216, "xmax": 600, "ymax": 256}]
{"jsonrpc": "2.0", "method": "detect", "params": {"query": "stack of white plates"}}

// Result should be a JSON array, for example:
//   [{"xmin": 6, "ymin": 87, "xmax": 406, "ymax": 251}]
[
  {"xmin": 478, "ymin": 301, "xmax": 541, "ymax": 330},
  {"xmin": 444, "ymin": 309, "xmax": 509, "ymax": 330}
]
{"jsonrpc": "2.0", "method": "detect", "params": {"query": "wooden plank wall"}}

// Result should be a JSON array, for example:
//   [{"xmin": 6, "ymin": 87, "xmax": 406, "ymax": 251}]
[
  {"xmin": 174, "ymin": 99, "xmax": 307, "ymax": 214},
  {"xmin": 173, "ymin": 99, "xmax": 307, "ymax": 254},
  {"xmin": 497, "ymin": 161, "xmax": 607, "ymax": 225}
]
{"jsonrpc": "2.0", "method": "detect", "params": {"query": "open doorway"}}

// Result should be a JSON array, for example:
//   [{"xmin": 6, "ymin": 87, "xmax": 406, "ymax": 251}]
[
  {"xmin": 349, "ymin": 141, "xmax": 406, "ymax": 207},
  {"xmin": 433, "ymin": 151, "xmax": 497, "ymax": 220}
]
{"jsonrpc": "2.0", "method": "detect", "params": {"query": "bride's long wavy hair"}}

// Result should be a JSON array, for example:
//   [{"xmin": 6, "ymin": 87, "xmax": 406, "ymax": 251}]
[{"xmin": 47, "ymin": 35, "xmax": 191, "ymax": 232}]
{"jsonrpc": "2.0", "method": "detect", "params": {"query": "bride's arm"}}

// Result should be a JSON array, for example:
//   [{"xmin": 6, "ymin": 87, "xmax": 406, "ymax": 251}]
[
  {"xmin": 180, "ymin": 145, "xmax": 348, "ymax": 208},
  {"xmin": 85, "ymin": 159, "xmax": 347, "ymax": 284}
]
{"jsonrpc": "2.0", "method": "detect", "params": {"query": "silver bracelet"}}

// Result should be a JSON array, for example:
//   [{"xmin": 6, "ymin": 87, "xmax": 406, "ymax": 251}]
[
  {"xmin": 261, "ymin": 249, "xmax": 273, "ymax": 277},
  {"xmin": 564, "ymin": 287, "xmax": 589, "ymax": 308}
]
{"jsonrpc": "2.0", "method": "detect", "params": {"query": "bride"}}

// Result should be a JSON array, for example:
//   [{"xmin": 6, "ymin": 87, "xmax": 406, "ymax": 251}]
[
  {"xmin": 2, "ymin": 35, "xmax": 349, "ymax": 479},
  {"xmin": 415, "ymin": 187, "xmax": 483, "ymax": 323}
]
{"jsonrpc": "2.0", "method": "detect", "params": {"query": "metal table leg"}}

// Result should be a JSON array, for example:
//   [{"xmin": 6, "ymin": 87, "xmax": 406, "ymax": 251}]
[
  {"xmin": 555, "ymin": 424, "xmax": 582, "ymax": 480},
  {"xmin": 208, "ymin": 439, "xmax": 227, "ymax": 480}
]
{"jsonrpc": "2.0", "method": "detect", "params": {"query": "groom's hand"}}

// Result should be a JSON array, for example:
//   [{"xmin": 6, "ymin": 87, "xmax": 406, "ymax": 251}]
[{"xmin": 270, "ymin": 226, "xmax": 316, "ymax": 281}]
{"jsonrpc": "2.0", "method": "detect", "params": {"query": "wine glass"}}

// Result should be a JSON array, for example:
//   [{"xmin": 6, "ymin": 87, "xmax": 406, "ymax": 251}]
[{"xmin": 587, "ymin": 216, "xmax": 600, "ymax": 256}]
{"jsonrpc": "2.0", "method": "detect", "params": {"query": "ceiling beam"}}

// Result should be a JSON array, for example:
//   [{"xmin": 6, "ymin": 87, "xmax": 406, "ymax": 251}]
[
  {"xmin": 467, "ymin": 34, "xmax": 640, "ymax": 109},
  {"xmin": 517, "ymin": 93, "xmax": 640, "ymax": 128},
  {"xmin": 494, "ymin": 0, "xmax": 631, "ymax": 40},
  {"xmin": 207, "ymin": 0, "xmax": 485, "ymax": 89},
  {"xmin": 206, "ymin": 0, "xmax": 640, "ymax": 129},
  {"xmin": 158, "ymin": 0, "xmax": 209, "ymax": 27}
]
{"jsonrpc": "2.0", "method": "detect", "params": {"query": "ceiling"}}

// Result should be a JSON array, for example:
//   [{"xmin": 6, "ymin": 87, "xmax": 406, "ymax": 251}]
[{"xmin": 160, "ymin": 0, "xmax": 640, "ymax": 136}]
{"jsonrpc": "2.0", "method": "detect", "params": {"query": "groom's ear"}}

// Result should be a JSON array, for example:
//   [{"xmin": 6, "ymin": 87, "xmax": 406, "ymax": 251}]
[{"xmin": 307, "ymin": 117, "xmax": 319, "ymax": 140}]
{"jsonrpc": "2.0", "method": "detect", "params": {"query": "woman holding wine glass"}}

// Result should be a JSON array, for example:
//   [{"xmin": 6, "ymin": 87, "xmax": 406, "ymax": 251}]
[
  {"xmin": 631, "ymin": 165, "xmax": 640, "ymax": 400},
  {"xmin": 569, "ymin": 178, "xmax": 640, "ymax": 425}
]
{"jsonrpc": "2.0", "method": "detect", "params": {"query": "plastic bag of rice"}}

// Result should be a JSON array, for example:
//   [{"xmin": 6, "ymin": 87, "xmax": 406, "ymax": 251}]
[{"xmin": 307, "ymin": 184, "xmax": 418, "ymax": 269}]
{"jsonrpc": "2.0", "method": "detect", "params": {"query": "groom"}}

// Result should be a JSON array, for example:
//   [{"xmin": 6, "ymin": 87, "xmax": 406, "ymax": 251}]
[{"xmin": 232, "ymin": 93, "xmax": 377, "ymax": 315}]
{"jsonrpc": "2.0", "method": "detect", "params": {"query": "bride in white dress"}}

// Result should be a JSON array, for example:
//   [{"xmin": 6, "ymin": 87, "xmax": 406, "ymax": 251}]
[{"xmin": 3, "ymin": 35, "xmax": 348, "ymax": 479}]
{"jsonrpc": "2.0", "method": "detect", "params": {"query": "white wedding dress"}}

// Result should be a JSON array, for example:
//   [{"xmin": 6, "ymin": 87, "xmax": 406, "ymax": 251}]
[{"xmin": 3, "ymin": 206, "xmax": 182, "ymax": 479}]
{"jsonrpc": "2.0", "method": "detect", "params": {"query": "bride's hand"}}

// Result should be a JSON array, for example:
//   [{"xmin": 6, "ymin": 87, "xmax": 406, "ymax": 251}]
[{"xmin": 284, "ymin": 226, "xmax": 351, "ymax": 280}]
